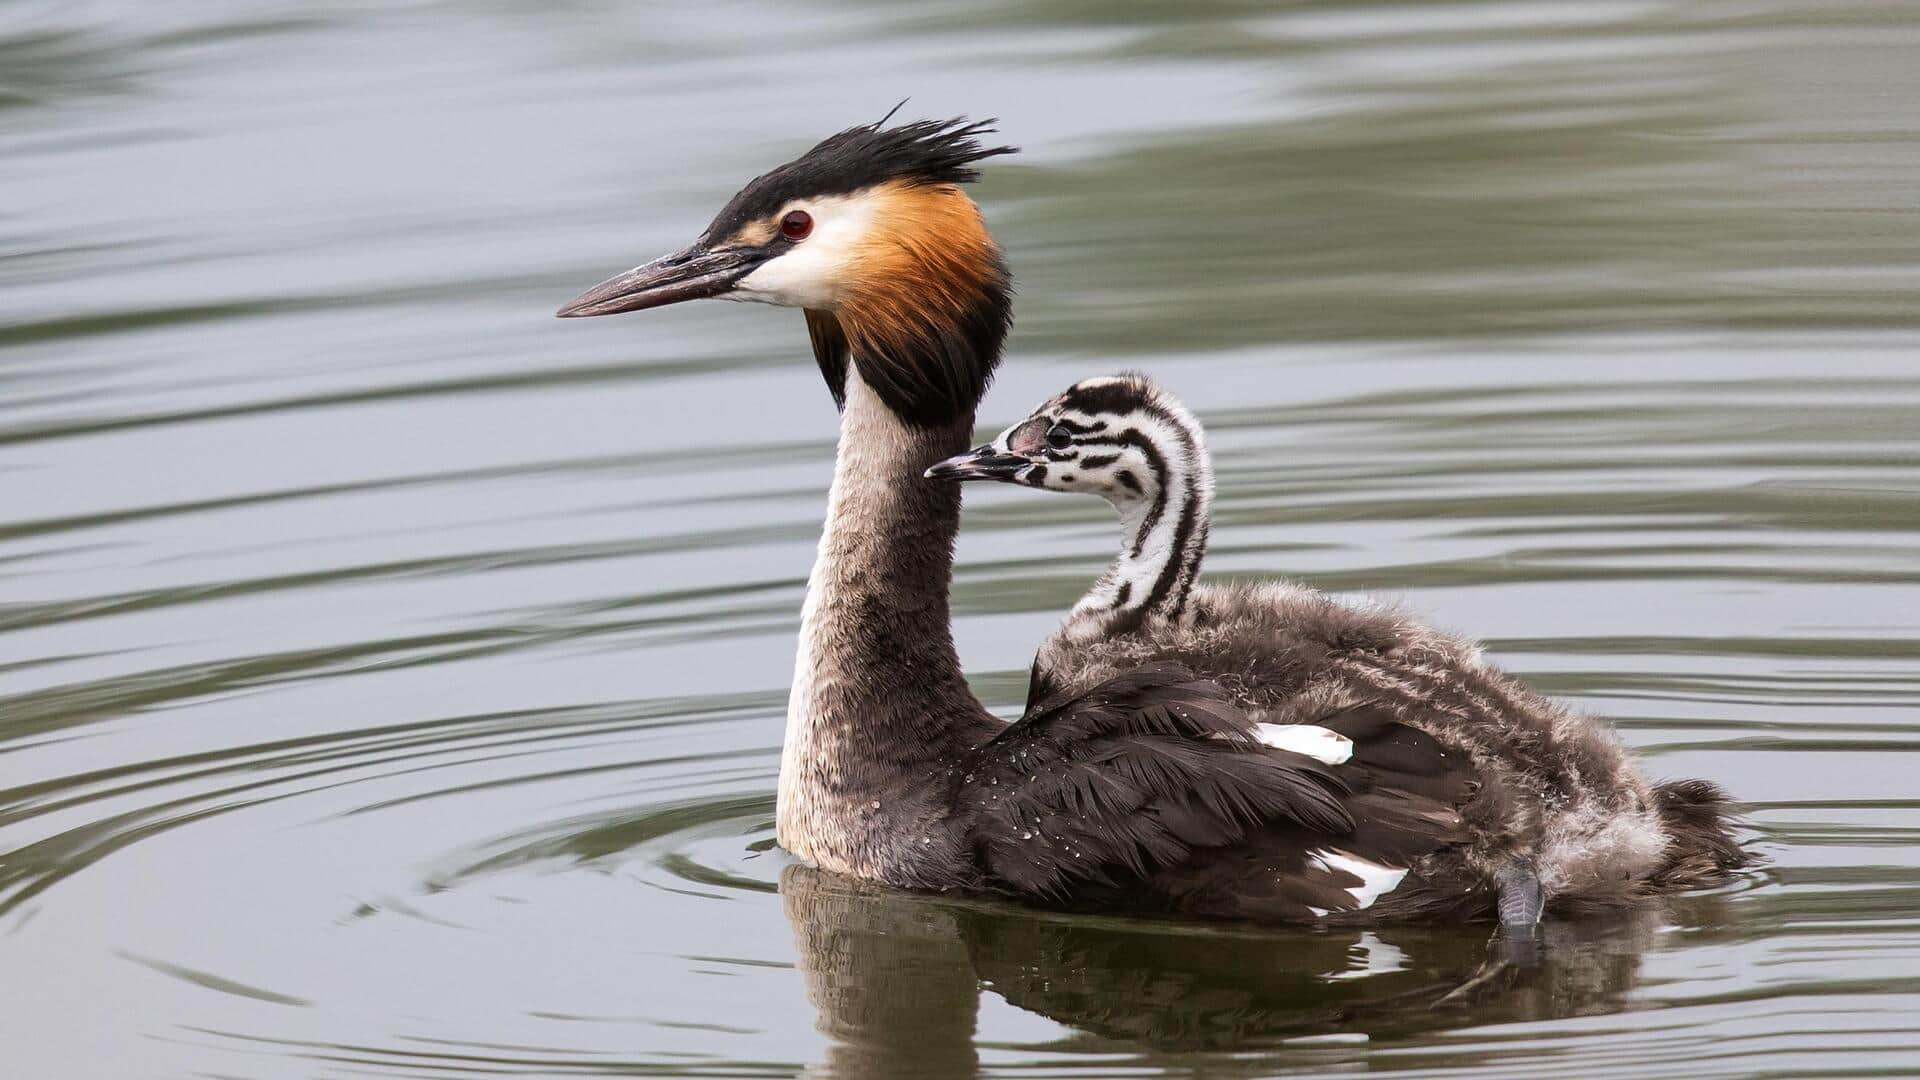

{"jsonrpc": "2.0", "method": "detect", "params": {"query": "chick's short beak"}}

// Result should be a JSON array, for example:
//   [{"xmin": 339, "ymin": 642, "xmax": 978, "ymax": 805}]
[
  {"xmin": 925, "ymin": 445, "xmax": 1034, "ymax": 483},
  {"xmin": 556, "ymin": 243, "xmax": 764, "ymax": 318}
]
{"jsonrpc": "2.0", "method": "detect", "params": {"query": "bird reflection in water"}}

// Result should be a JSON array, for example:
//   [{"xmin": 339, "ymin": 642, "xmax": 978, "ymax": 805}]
[{"xmin": 781, "ymin": 863, "xmax": 1700, "ymax": 1076}]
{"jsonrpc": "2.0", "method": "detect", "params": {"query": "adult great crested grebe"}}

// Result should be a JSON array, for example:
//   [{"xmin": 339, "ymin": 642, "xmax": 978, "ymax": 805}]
[{"xmin": 557, "ymin": 116, "xmax": 1744, "ymax": 930}]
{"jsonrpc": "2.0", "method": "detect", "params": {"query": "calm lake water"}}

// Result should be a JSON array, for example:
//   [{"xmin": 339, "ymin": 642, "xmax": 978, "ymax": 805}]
[{"xmin": 5, "ymin": 2, "xmax": 1920, "ymax": 1076}]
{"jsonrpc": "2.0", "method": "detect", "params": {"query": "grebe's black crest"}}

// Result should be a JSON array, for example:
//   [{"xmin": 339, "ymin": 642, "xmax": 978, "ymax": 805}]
[{"xmin": 701, "ymin": 115, "xmax": 1017, "ymax": 246}]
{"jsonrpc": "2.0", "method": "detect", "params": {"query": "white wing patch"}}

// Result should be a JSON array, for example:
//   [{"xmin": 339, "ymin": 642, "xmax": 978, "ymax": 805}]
[
  {"xmin": 1254, "ymin": 723, "xmax": 1354, "ymax": 765},
  {"xmin": 1308, "ymin": 849, "xmax": 1408, "ymax": 911}
]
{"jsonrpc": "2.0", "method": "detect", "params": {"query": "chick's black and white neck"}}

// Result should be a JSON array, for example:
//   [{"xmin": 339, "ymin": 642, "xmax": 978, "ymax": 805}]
[{"xmin": 1057, "ymin": 379, "xmax": 1213, "ymax": 623}]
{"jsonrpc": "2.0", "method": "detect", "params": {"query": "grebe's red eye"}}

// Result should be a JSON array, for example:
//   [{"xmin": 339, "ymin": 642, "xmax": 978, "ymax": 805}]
[{"xmin": 780, "ymin": 210, "xmax": 813, "ymax": 241}]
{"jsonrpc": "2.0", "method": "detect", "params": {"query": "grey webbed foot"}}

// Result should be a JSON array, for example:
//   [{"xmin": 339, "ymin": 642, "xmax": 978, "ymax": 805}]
[
  {"xmin": 1494, "ymin": 860, "xmax": 1545, "ymax": 934},
  {"xmin": 1435, "ymin": 862, "xmax": 1549, "ymax": 1006}
]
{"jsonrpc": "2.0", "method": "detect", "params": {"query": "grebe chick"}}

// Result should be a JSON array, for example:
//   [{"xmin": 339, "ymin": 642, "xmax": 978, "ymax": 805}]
[{"xmin": 932, "ymin": 373, "xmax": 1746, "ymax": 924}]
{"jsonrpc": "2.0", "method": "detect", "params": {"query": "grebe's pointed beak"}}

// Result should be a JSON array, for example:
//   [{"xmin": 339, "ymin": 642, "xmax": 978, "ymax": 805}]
[
  {"xmin": 556, "ymin": 243, "xmax": 764, "ymax": 318},
  {"xmin": 925, "ymin": 445, "xmax": 1032, "ymax": 483}
]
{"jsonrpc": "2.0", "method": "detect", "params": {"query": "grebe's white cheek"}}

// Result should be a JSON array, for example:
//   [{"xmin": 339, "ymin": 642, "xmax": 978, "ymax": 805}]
[
  {"xmin": 729, "ymin": 191, "xmax": 884, "ymax": 310},
  {"xmin": 733, "ymin": 254, "xmax": 838, "ymax": 309}
]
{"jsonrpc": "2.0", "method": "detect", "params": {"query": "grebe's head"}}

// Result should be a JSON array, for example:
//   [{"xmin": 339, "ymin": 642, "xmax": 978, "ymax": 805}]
[
  {"xmin": 926, "ymin": 374, "xmax": 1210, "ymax": 512},
  {"xmin": 558, "ymin": 113, "xmax": 1016, "ymax": 426}
]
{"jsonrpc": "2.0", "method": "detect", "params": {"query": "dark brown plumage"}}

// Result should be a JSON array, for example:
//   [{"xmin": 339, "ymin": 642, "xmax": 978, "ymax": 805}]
[{"xmin": 945, "ymin": 666, "xmax": 1481, "ymax": 922}]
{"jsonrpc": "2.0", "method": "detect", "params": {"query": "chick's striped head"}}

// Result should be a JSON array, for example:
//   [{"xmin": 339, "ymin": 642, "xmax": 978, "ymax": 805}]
[{"xmin": 929, "ymin": 374, "xmax": 1211, "ymax": 512}]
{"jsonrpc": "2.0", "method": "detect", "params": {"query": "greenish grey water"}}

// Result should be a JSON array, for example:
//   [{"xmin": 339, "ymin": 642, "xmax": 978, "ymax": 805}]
[{"xmin": 3, "ymin": 1, "xmax": 1918, "ymax": 1076}]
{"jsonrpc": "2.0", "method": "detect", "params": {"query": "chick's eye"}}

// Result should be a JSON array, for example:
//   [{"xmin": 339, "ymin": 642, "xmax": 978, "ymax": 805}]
[
  {"xmin": 1045, "ymin": 428, "xmax": 1073, "ymax": 450},
  {"xmin": 780, "ymin": 210, "xmax": 813, "ymax": 241}
]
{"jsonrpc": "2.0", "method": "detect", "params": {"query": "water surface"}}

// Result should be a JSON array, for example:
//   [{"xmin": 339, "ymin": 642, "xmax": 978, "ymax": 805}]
[{"xmin": 5, "ymin": 1, "xmax": 1920, "ymax": 1076}]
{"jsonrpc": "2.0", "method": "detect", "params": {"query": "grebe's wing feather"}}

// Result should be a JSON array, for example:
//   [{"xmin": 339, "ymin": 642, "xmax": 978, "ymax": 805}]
[{"xmin": 955, "ymin": 666, "xmax": 1477, "ymax": 919}]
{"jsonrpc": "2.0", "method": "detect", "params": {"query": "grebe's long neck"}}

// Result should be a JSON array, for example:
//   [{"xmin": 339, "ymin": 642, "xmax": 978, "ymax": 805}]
[
  {"xmin": 778, "ymin": 365, "xmax": 998, "ymax": 881},
  {"xmin": 1076, "ymin": 423, "xmax": 1212, "ymax": 624}
]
